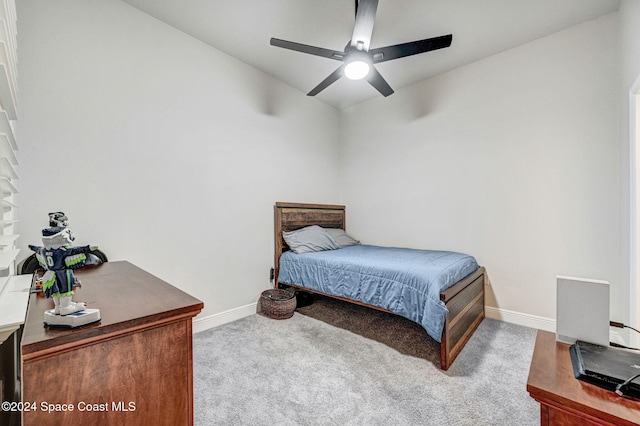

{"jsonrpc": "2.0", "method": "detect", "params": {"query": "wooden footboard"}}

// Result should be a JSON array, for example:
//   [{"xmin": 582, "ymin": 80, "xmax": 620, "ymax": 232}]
[
  {"xmin": 440, "ymin": 266, "xmax": 486, "ymax": 370},
  {"xmin": 274, "ymin": 202, "xmax": 485, "ymax": 371}
]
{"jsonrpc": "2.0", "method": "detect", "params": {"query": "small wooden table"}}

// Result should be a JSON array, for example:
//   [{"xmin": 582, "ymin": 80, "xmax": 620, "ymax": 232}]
[
  {"xmin": 20, "ymin": 261, "xmax": 203, "ymax": 425},
  {"xmin": 527, "ymin": 330, "xmax": 640, "ymax": 425}
]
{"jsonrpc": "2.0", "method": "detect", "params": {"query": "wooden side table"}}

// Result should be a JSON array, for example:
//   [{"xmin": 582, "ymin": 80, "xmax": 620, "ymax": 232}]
[
  {"xmin": 20, "ymin": 261, "xmax": 203, "ymax": 426},
  {"xmin": 527, "ymin": 330, "xmax": 640, "ymax": 425}
]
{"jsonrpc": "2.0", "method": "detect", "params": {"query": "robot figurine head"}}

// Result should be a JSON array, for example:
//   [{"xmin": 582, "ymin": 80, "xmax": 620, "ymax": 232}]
[
  {"xmin": 42, "ymin": 227, "xmax": 75, "ymax": 249},
  {"xmin": 48, "ymin": 212, "xmax": 68, "ymax": 228}
]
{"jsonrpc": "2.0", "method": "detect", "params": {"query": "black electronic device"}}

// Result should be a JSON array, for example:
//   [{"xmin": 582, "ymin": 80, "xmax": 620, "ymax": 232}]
[{"xmin": 570, "ymin": 340, "xmax": 640, "ymax": 398}]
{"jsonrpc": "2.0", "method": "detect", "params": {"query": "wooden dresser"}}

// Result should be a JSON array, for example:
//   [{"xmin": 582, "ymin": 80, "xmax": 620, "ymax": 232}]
[
  {"xmin": 527, "ymin": 330, "xmax": 640, "ymax": 425},
  {"xmin": 20, "ymin": 261, "xmax": 203, "ymax": 426}
]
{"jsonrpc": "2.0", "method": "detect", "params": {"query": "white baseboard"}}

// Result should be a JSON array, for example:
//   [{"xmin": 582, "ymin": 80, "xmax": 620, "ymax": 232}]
[
  {"xmin": 486, "ymin": 306, "xmax": 628, "ymax": 346},
  {"xmin": 192, "ymin": 302, "xmax": 257, "ymax": 334},
  {"xmin": 485, "ymin": 306, "xmax": 555, "ymax": 332},
  {"xmin": 195, "ymin": 304, "xmax": 555, "ymax": 333},
  {"xmin": 191, "ymin": 303, "xmax": 630, "ymax": 347}
]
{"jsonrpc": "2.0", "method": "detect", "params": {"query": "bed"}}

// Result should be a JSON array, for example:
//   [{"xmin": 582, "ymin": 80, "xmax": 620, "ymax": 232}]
[{"xmin": 273, "ymin": 202, "xmax": 486, "ymax": 370}]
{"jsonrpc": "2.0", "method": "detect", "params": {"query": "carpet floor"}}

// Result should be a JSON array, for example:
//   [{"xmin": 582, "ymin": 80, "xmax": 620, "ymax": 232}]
[{"xmin": 193, "ymin": 295, "xmax": 540, "ymax": 425}]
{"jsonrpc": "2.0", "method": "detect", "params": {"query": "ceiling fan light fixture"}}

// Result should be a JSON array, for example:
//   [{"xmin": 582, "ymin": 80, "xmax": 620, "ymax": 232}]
[
  {"xmin": 270, "ymin": 0, "xmax": 452, "ymax": 97},
  {"xmin": 344, "ymin": 59, "xmax": 370, "ymax": 80}
]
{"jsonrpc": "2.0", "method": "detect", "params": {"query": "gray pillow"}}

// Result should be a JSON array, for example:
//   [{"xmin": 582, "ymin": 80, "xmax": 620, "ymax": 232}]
[
  {"xmin": 325, "ymin": 228, "xmax": 360, "ymax": 248},
  {"xmin": 282, "ymin": 225, "xmax": 340, "ymax": 254}
]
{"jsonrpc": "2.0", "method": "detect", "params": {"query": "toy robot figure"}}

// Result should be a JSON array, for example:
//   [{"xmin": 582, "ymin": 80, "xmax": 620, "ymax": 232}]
[
  {"xmin": 29, "ymin": 213, "xmax": 101, "ymax": 325},
  {"xmin": 48, "ymin": 211, "xmax": 69, "ymax": 228}
]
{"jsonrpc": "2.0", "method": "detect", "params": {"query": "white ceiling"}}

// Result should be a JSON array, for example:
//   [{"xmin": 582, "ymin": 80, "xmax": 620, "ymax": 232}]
[{"xmin": 119, "ymin": 0, "xmax": 621, "ymax": 109}]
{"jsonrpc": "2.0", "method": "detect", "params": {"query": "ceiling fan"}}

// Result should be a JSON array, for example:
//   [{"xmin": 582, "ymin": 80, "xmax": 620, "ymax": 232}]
[{"xmin": 270, "ymin": 0, "xmax": 452, "ymax": 97}]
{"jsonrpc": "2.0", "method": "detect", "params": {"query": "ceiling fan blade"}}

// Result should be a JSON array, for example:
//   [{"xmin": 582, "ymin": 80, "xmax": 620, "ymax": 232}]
[
  {"xmin": 369, "ymin": 34, "xmax": 452, "ymax": 63},
  {"xmin": 350, "ymin": 0, "xmax": 379, "ymax": 52},
  {"xmin": 366, "ymin": 66, "xmax": 394, "ymax": 97},
  {"xmin": 307, "ymin": 65, "xmax": 346, "ymax": 96},
  {"xmin": 270, "ymin": 38, "xmax": 345, "ymax": 60}
]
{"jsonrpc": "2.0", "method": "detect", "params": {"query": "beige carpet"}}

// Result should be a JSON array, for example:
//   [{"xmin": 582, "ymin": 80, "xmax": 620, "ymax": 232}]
[{"xmin": 193, "ymin": 294, "xmax": 539, "ymax": 425}]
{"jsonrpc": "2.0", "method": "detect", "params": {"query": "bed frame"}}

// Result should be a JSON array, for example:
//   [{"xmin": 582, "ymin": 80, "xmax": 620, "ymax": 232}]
[{"xmin": 273, "ymin": 202, "xmax": 486, "ymax": 371}]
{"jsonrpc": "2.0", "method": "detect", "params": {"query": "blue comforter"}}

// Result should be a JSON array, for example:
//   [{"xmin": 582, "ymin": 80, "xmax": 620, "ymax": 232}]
[{"xmin": 278, "ymin": 245, "xmax": 479, "ymax": 342}]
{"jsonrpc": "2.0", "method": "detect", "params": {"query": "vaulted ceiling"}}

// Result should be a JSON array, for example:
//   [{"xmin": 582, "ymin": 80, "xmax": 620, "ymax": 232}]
[{"xmin": 120, "ymin": 0, "xmax": 621, "ymax": 109}]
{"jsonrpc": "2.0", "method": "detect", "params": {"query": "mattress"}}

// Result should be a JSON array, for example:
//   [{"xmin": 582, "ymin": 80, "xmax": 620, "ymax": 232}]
[{"xmin": 278, "ymin": 244, "xmax": 479, "ymax": 342}]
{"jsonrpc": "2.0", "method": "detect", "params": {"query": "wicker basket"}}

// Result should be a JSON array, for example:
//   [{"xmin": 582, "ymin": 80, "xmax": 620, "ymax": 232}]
[{"xmin": 259, "ymin": 289, "xmax": 296, "ymax": 320}]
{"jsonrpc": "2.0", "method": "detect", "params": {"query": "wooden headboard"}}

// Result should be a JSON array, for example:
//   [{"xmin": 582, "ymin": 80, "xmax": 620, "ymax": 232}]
[{"xmin": 273, "ymin": 202, "xmax": 345, "ymax": 285}]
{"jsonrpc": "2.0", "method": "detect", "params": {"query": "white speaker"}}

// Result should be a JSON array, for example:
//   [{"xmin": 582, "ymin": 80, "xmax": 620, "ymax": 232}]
[{"xmin": 556, "ymin": 275, "xmax": 610, "ymax": 346}]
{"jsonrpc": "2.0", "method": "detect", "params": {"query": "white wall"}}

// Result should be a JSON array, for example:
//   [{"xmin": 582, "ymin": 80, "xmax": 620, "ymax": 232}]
[
  {"xmin": 15, "ymin": 1, "xmax": 634, "ymax": 334},
  {"xmin": 340, "ymin": 14, "xmax": 621, "ymax": 325},
  {"xmin": 619, "ymin": 0, "xmax": 640, "ymax": 334},
  {"xmin": 15, "ymin": 0, "xmax": 340, "ymax": 321},
  {"xmin": 620, "ymin": 1, "xmax": 640, "ymax": 87}
]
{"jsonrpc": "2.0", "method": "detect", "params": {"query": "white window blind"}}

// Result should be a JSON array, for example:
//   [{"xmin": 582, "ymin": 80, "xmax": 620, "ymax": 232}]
[{"xmin": 0, "ymin": 0, "xmax": 31, "ymax": 346}]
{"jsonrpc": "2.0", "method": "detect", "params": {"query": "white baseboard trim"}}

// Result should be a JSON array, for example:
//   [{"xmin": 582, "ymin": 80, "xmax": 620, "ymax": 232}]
[
  {"xmin": 192, "ymin": 302, "xmax": 257, "ymax": 334},
  {"xmin": 486, "ymin": 306, "xmax": 628, "ymax": 346},
  {"xmin": 191, "ymin": 303, "xmax": 630, "ymax": 347},
  {"xmin": 485, "ymin": 306, "xmax": 555, "ymax": 332},
  {"xmin": 194, "ymin": 304, "xmax": 557, "ymax": 334}
]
